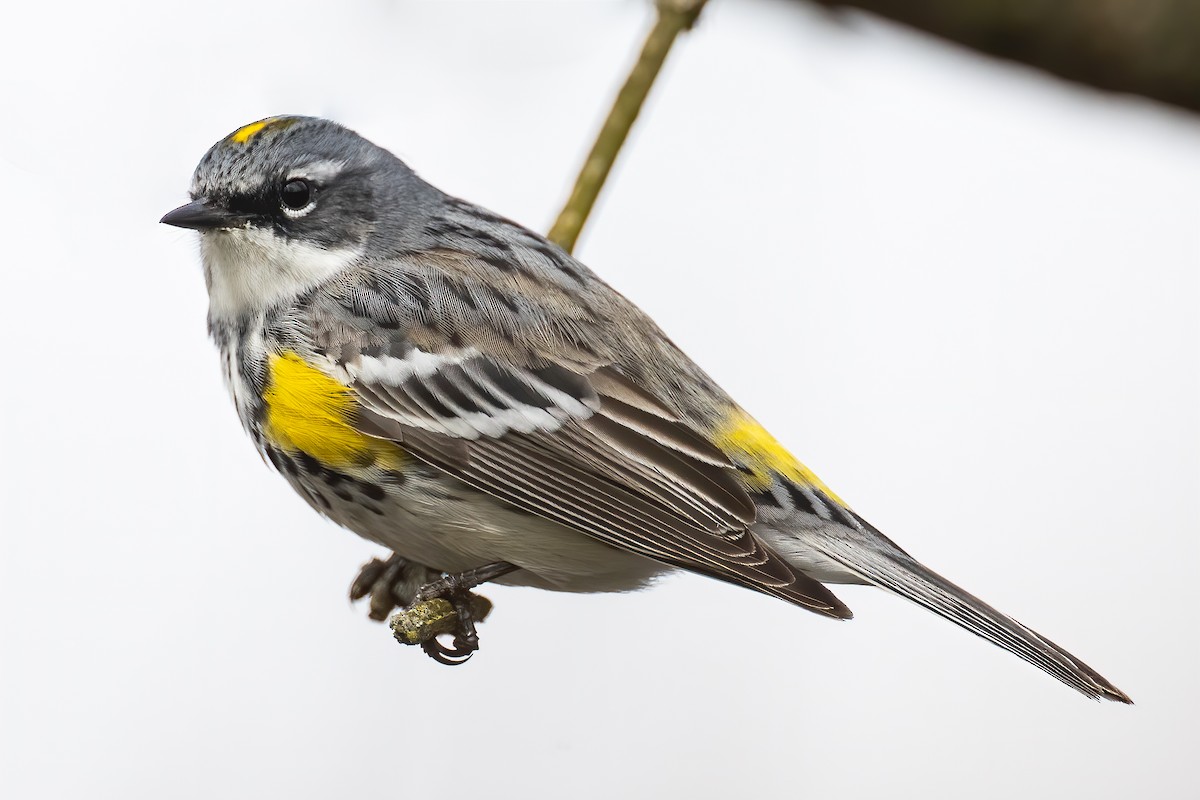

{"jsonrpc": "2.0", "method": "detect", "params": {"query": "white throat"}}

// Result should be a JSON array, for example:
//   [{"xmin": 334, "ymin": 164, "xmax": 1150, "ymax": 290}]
[{"xmin": 201, "ymin": 227, "xmax": 360, "ymax": 320}]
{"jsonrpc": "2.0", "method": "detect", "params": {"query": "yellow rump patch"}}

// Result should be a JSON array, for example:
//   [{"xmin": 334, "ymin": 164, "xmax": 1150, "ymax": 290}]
[
  {"xmin": 228, "ymin": 116, "xmax": 294, "ymax": 145},
  {"xmin": 714, "ymin": 409, "xmax": 845, "ymax": 505},
  {"xmin": 262, "ymin": 351, "xmax": 405, "ymax": 471}
]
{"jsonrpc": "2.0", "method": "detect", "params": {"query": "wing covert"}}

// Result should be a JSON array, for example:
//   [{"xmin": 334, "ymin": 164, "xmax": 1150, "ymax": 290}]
[{"xmin": 336, "ymin": 344, "xmax": 849, "ymax": 617}]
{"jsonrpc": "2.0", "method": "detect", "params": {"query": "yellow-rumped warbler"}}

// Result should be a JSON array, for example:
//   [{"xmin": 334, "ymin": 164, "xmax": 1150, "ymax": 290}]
[{"xmin": 162, "ymin": 115, "xmax": 1129, "ymax": 701}]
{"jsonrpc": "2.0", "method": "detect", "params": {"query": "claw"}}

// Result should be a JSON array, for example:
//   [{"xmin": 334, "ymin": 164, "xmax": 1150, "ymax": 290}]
[
  {"xmin": 349, "ymin": 557, "xmax": 388, "ymax": 601},
  {"xmin": 403, "ymin": 561, "xmax": 517, "ymax": 666},
  {"xmin": 416, "ymin": 589, "xmax": 480, "ymax": 665},
  {"xmin": 420, "ymin": 635, "xmax": 477, "ymax": 665}
]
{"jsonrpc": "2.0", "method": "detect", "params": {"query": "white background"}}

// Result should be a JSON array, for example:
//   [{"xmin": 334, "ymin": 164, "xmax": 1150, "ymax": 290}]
[{"xmin": 2, "ymin": 1, "xmax": 1197, "ymax": 798}]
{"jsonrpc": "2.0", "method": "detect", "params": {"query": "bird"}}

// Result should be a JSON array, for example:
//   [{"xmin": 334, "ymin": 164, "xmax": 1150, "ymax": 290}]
[{"xmin": 161, "ymin": 115, "xmax": 1130, "ymax": 701}]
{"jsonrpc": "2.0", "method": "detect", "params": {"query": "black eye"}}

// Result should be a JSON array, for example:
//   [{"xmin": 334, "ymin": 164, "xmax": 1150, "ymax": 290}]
[{"xmin": 280, "ymin": 179, "xmax": 312, "ymax": 210}]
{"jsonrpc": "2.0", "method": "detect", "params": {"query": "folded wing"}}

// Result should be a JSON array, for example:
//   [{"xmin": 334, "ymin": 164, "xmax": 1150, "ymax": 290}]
[{"xmin": 338, "ymin": 341, "xmax": 851, "ymax": 618}]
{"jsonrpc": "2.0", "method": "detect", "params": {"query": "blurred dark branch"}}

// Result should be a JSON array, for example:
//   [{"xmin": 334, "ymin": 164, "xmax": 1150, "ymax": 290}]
[
  {"xmin": 808, "ymin": 0, "xmax": 1200, "ymax": 114},
  {"xmin": 549, "ymin": 0, "xmax": 710, "ymax": 254}
]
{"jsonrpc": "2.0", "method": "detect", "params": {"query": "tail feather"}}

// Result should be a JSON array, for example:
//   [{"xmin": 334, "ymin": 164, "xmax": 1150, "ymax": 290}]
[{"xmin": 800, "ymin": 527, "xmax": 1132, "ymax": 704}]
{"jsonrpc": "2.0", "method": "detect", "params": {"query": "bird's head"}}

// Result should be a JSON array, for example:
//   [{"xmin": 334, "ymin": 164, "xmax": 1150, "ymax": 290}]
[{"xmin": 162, "ymin": 116, "xmax": 431, "ymax": 319}]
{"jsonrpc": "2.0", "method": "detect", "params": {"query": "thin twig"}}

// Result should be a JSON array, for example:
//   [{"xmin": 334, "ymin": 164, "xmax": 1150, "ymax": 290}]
[
  {"xmin": 547, "ymin": 0, "xmax": 711, "ymax": 254},
  {"xmin": 390, "ymin": 595, "xmax": 493, "ymax": 646}
]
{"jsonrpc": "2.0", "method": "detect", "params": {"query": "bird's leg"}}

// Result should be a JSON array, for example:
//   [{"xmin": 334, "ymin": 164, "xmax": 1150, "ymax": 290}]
[
  {"xmin": 414, "ymin": 561, "xmax": 519, "ymax": 666},
  {"xmin": 414, "ymin": 561, "xmax": 520, "ymax": 602}
]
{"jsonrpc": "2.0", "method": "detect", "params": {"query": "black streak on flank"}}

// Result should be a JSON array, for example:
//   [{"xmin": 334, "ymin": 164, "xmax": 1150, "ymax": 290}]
[
  {"xmin": 381, "ymin": 469, "xmax": 408, "ymax": 487},
  {"xmin": 361, "ymin": 483, "xmax": 387, "ymax": 502},
  {"xmin": 278, "ymin": 451, "xmax": 300, "ymax": 477},
  {"xmin": 296, "ymin": 451, "xmax": 322, "ymax": 475}
]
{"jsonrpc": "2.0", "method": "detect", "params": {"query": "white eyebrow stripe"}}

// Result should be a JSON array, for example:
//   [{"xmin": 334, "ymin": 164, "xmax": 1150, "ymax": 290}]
[{"xmin": 290, "ymin": 159, "xmax": 347, "ymax": 183}]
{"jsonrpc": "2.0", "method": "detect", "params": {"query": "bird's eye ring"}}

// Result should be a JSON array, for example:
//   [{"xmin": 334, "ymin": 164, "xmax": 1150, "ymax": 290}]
[{"xmin": 280, "ymin": 179, "xmax": 314, "ymax": 214}]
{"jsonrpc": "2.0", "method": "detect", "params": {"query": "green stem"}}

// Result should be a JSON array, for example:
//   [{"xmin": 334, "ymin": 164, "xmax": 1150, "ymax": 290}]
[{"xmin": 548, "ymin": 0, "xmax": 710, "ymax": 254}]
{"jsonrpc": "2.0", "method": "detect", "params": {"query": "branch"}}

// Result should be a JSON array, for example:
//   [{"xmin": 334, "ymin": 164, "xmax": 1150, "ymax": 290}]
[
  {"xmin": 547, "ymin": 0, "xmax": 711, "ymax": 254},
  {"xmin": 390, "ymin": 595, "xmax": 493, "ymax": 646},
  {"xmin": 806, "ymin": 0, "xmax": 1200, "ymax": 114}
]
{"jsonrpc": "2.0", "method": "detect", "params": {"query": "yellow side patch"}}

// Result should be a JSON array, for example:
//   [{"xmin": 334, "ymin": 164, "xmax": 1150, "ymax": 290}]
[
  {"xmin": 228, "ymin": 116, "xmax": 294, "ymax": 144},
  {"xmin": 262, "ymin": 351, "xmax": 405, "ymax": 471},
  {"xmin": 714, "ymin": 409, "xmax": 845, "ymax": 505}
]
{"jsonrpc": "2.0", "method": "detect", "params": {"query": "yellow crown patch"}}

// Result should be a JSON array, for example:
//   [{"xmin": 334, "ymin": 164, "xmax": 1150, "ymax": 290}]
[{"xmin": 228, "ymin": 116, "xmax": 297, "ymax": 145}]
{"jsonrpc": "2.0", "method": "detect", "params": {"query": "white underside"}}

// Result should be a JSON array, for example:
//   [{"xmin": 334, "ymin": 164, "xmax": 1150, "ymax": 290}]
[{"xmin": 283, "ymin": 463, "xmax": 673, "ymax": 594}]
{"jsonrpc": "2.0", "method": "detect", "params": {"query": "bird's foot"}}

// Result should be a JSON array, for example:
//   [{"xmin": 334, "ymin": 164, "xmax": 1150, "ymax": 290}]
[
  {"xmin": 349, "ymin": 553, "xmax": 439, "ymax": 621},
  {"xmin": 412, "ymin": 561, "xmax": 518, "ymax": 666}
]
